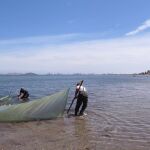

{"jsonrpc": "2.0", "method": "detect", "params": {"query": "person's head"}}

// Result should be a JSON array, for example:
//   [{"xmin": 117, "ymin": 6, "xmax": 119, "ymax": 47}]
[
  {"xmin": 76, "ymin": 83, "xmax": 80, "ymax": 86},
  {"xmin": 76, "ymin": 81, "xmax": 83, "ymax": 86},
  {"xmin": 20, "ymin": 88, "xmax": 24, "ymax": 92}
]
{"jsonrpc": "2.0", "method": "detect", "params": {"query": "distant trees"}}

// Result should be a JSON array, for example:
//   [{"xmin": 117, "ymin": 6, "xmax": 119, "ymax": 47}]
[{"xmin": 139, "ymin": 70, "xmax": 150, "ymax": 75}]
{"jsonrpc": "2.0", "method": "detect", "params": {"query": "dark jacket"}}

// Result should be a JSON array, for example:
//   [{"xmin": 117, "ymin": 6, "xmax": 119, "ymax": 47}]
[{"xmin": 19, "ymin": 88, "xmax": 29, "ymax": 99}]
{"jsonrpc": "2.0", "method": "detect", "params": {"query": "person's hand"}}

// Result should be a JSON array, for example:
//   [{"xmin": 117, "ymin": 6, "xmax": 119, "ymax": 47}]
[
  {"xmin": 74, "ymin": 96, "xmax": 78, "ymax": 99},
  {"xmin": 18, "ymin": 95, "xmax": 22, "ymax": 100}
]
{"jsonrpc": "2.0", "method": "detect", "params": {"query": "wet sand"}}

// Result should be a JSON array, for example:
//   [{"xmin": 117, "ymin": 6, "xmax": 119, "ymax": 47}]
[
  {"xmin": 0, "ymin": 116, "xmax": 92, "ymax": 150},
  {"xmin": 0, "ymin": 110, "xmax": 150, "ymax": 150}
]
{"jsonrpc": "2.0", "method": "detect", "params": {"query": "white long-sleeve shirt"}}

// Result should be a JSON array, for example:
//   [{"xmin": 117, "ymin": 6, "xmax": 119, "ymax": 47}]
[
  {"xmin": 76, "ymin": 85, "xmax": 88, "ymax": 97},
  {"xmin": 76, "ymin": 85, "xmax": 87, "ymax": 92}
]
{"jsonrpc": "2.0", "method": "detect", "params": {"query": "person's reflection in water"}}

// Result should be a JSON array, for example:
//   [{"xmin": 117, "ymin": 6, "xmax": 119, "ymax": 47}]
[{"xmin": 74, "ymin": 118, "xmax": 91, "ymax": 149}]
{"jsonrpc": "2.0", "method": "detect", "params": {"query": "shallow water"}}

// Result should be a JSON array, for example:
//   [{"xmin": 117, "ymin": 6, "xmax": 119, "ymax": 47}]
[{"xmin": 0, "ymin": 74, "xmax": 150, "ymax": 149}]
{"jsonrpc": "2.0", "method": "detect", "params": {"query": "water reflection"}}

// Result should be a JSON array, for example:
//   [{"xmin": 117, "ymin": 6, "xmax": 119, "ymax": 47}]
[{"xmin": 74, "ymin": 117, "xmax": 90, "ymax": 147}]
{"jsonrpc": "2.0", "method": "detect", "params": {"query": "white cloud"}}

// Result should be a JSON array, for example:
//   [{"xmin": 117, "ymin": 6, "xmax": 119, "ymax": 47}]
[
  {"xmin": 126, "ymin": 19, "xmax": 150, "ymax": 36},
  {"xmin": 0, "ymin": 33, "xmax": 79, "ymax": 45},
  {"xmin": 0, "ymin": 34, "xmax": 150, "ymax": 74}
]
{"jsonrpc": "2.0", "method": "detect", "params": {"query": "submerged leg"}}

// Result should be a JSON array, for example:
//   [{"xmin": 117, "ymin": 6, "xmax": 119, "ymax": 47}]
[
  {"xmin": 75, "ymin": 99, "xmax": 82, "ymax": 116},
  {"xmin": 79, "ymin": 97, "xmax": 88, "ymax": 115}
]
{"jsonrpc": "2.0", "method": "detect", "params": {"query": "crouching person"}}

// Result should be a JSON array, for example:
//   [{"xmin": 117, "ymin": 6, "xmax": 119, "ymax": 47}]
[{"xmin": 18, "ymin": 88, "xmax": 29, "ymax": 102}]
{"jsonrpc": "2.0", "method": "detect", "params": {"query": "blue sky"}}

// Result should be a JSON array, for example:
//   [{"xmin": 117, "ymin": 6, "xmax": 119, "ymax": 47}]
[{"xmin": 0, "ymin": 0, "xmax": 150, "ymax": 74}]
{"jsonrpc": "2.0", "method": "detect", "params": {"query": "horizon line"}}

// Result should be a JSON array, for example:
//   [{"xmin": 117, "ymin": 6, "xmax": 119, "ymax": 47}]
[{"xmin": 0, "ymin": 72, "xmax": 145, "ymax": 75}]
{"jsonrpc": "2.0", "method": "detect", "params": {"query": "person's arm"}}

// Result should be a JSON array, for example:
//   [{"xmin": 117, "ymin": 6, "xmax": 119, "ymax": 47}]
[
  {"xmin": 18, "ymin": 93, "xmax": 24, "ymax": 99},
  {"xmin": 74, "ymin": 86, "xmax": 80, "ymax": 98},
  {"xmin": 74, "ymin": 89, "xmax": 78, "ymax": 98}
]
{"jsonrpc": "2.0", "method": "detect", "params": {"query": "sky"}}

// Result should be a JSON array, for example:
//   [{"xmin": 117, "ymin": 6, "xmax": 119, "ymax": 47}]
[{"xmin": 0, "ymin": 0, "xmax": 150, "ymax": 74}]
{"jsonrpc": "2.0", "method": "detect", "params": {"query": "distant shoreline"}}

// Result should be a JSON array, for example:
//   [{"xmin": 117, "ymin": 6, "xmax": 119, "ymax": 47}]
[
  {"xmin": 133, "ymin": 70, "xmax": 150, "ymax": 76},
  {"xmin": 0, "ymin": 71, "xmax": 149, "ymax": 76},
  {"xmin": 0, "ymin": 73, "xmax": 133, "ymax": 76}
]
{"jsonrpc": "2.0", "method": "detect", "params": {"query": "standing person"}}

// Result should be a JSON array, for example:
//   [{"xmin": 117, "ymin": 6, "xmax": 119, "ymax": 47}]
[
  {"xmin": 75, "ymin": 82, "xmax": 88, "ymax": 116},
  {"xmin": 18, "ymin": 88, "xmax": 29, "ymax": 101}
]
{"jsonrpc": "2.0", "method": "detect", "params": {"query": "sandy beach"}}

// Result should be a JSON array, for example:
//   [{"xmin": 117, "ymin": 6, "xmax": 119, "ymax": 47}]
[
  {"xmin": 0, "ymin": 111, "xmax": 150, "ymax": 150},
  {"xmin": 0, "ymin": 117, "xmax": 92, "ymax": 150}
]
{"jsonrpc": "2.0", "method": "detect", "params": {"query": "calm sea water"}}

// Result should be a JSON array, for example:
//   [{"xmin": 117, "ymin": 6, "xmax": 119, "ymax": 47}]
[{"xmin": 0, "ymin": 74, "xmax": 150, "ymax": 149}]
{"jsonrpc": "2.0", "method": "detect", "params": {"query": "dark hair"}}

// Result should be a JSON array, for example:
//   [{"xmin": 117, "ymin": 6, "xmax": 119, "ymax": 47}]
[
  {"xmin": 76, "ymin": 82, "xmax": 81, "ymax": 86},
  {"xmin": 20, "ymin": 88, "xmax": 24, "ymax": 92}
]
